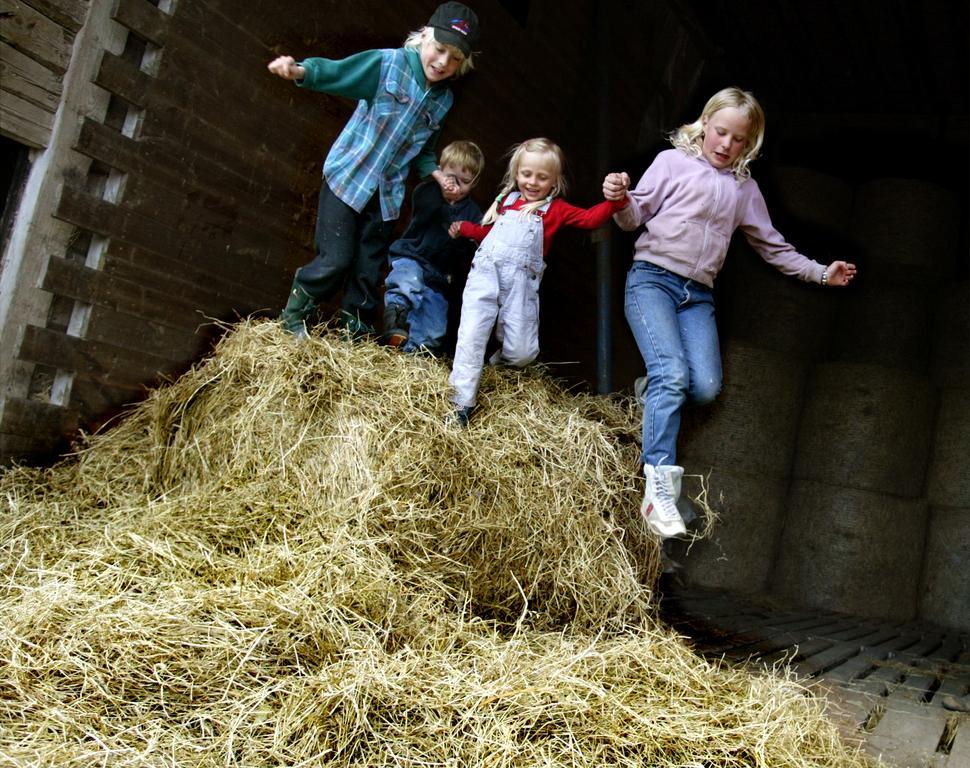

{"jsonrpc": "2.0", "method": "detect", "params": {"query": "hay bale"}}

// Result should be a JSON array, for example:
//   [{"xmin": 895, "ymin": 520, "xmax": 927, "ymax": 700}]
[
  {"xmin": 792, "ymin": 362, "xmax": 936, "ymax": 498},
  {"xmin": 721, "ymin": 246, "xmax": 839, "ymax": 362},
  {"xmin": 927, "ymin": 387, "xmax": 970, "ymax": 508},
  {"xmin": 830, "ymin": 280, "xmax": 934, "ymax": 373},
  {"xmin": 768, "ymin": 165, "xmax": 854, "ymax": 235},
  {"xmin": 0, "ymin": 321, "xmax": 877, "ymax": 767},
  {"xmin": 850, "ymin": 178, "xmax": 960, "ymax": 282},
  {"xmin": 674, "ymin": 342, "xmax": 807, "ymax": 595},
  {"xmin": 918, "ymin": 505, "xmax": 970, "ymax": 633},
  {"xmin": 931, "ymin": 281, "xmax": 970, "ymax": 387},
  {"xmin": 772, "ymin": 480, "xmax": 928, "ymax": 621},
  {"xmin": 679, "ymin": 341, "xmax": 806, "ymax": 478},
  {"xmin": 676, "ymin": 470, "xmax": 789, "ymax": 596}
]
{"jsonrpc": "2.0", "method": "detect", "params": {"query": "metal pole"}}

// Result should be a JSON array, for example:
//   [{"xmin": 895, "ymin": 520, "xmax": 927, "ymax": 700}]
[{"xmin": 595, "ymin": 2, "xmax": 612, "ymax": 394}]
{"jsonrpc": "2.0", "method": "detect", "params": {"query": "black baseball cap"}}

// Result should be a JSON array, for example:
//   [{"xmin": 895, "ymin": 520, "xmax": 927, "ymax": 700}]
[{"xmin": 427, "ymin": 2, "xmax": 480, "ymax": 57}]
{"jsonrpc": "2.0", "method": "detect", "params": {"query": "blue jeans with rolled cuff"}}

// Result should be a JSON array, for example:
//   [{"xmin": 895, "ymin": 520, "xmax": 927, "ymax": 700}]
[{"xmin": 384, "ymin": 256, "xmax": 449, "ymax": 354}]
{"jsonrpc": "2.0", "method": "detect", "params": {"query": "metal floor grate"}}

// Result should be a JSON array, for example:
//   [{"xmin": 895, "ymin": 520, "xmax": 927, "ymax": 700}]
[{"xmin": 659, "ymin": 587, "xmax": 970, "ymax": 768}]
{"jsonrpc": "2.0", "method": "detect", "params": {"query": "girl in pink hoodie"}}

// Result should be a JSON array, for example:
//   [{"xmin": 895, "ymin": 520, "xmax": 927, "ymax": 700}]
[{"xmin": 602, "ymin": 87, "xmax": 857, "ymax": 539}]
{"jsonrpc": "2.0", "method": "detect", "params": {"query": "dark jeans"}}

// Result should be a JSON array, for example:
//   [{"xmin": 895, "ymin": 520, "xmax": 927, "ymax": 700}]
[{"xmin": 294, "ymin": 183, "xmax": 394, "ymax": 324}]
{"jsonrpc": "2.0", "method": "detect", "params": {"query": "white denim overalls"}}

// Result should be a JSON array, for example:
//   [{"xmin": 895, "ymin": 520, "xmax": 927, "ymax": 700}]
[{"xmin": 449, "ymin": 193, "xmax": 551, "ymax": 408}]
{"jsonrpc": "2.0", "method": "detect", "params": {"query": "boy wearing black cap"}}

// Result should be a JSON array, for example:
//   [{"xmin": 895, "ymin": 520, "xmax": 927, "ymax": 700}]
[{"xmin": 269, "ymin": 3, "xmax": 480, "ymax": 340}]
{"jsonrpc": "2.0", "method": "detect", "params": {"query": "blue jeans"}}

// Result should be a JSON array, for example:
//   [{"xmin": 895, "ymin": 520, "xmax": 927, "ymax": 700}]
[
  {"xmin": 625, "ymin": 261, "xmax": 722, "ymax": 466},
  {"xmin": 384, "ymin": 257, "xmax": 449, "ymax": 354}
]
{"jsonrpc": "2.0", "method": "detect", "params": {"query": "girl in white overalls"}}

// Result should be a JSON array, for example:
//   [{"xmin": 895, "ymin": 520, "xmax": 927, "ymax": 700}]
[{"xmin": 446, "ymin": 138, "xmax": 629, "ymax": 425}]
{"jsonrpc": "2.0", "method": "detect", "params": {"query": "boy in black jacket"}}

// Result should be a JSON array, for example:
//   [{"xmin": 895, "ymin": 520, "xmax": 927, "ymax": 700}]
[{"xmin": 381, "ymin": 140, "xmax": 484, "ymax": 355}]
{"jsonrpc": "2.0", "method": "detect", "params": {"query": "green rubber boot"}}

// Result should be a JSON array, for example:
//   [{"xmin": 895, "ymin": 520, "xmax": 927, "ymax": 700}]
[
  {"xmin": 280, "ymin": 279, "xmax": 316, "ymax": 339},
  {"xmin": 337, "ymin": 310, "xmax": 376, "ymax": 343}
]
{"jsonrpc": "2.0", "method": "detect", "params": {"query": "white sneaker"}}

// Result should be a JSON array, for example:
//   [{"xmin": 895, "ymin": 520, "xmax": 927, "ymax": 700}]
[{"xmin": 640, "ymin": 464, "xmax": 686, "ymax": 538}]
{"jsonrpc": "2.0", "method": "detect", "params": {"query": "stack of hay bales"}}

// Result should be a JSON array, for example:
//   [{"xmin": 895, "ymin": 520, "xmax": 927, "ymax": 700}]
[
  {"xmin": 922, "ymin": 279, "xmax": 970, "ymax": 632},
  {"xmin": 0, "ymin": 321, "xmax": 876, "ymax": 766},
  {"xmin": 773, "ymin": 178, "xmax": 961, "ymax": 622}
]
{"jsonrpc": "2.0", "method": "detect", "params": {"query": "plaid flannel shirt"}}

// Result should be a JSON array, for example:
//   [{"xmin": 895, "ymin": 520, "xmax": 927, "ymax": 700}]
[{"xmin": 323, "ymin": 48, "xmax": 453, "ymax": 222}]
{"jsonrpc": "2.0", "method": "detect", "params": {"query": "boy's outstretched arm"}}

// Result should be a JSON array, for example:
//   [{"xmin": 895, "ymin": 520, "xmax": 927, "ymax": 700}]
[{"xmin": 268, "ymin": 55, "xmax": 305, "ymax": 80}]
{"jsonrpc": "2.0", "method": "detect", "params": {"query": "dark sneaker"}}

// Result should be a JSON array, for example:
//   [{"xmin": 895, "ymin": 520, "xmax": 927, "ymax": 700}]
[
  {"xmin": 445, "ymin": 405, "xmax": 474, "ymax": 428},
  {"xmin": 660, "ymin": 539, "xmax": 684, "ymax": 574},
  {"xmin": 338, "ymin": 310, "xmax": 375, "ymax": 342},
  {"xmin": 379, "ymin": 329, "xmax": 409, "ymax": 348},
  {"xmin": 379, "ymin": 304, "xmax": 410, "ymax": 347}
]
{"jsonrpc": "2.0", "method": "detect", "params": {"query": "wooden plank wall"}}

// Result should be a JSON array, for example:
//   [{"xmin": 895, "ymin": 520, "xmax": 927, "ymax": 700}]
[
  {"xmin": 10, "ymin": 0, "xmax": 323, "ymax": 449},
  {"xmin": 2, "ymin": 0, "xmax": 703, "ymax": 463},
  {"xmin": 0, "ymin": 0, "xmax": 89, "ymax": 148}
]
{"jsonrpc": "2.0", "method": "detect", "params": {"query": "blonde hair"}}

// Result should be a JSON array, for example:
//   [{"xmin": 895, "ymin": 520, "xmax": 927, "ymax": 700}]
[
  {"xmin": 439, "ymin": 140, "xmax": 485, "ymax": 184},
  {"xmin": 482, "ymin": 138, "xmax": 567, "ymax": 225},
  {"xmin": 404, "ymin": 28, "xmax": 475, "ymax": 77},
  {"xmin": 669, "ymin": 87, "xmax": 765, "ymax": 180}
]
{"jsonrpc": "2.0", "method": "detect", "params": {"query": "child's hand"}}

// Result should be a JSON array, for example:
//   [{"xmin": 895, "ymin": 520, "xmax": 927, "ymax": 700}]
[
  {"xmin": 448, "ymin": 221, "xmax": 464, "ymax": 239},
  {"xmin": 602, "ymin": 172, "xmax": 630, "ymax": 201},
  {"xmin": 823, "ymin": 261, "xmax": 858, "ymax": 287},
  {"xmin": 268, "ymin": 55, "xmax": 305, "ymax": 80},
  {"xmin": 433, "ymin": 169, "xmax": 460, "ymax": 200},
  {"xmin": 442, "ymin": 176, "xmax": 461, "ymax": 202}
]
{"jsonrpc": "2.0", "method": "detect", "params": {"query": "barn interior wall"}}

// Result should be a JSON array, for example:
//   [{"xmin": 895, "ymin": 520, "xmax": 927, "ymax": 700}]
[
  {"xmin": 0, "ymin": 0, "xmax": 91, "ymax": 149},
  {"xmin": 0, "ymin": 0, "xmax": 128, "ymax": 462}
]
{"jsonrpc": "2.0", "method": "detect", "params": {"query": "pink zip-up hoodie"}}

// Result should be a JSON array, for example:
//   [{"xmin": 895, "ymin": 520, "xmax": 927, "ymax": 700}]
[{"xmin": 614, "ymin": 149, "xmax": 826, "ymax": 288}]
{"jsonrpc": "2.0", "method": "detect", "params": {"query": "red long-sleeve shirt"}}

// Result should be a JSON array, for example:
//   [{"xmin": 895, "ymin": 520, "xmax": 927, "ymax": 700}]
[{"xmin": 458, "ymin": 195, "xmax": 628, "ymax": 256}]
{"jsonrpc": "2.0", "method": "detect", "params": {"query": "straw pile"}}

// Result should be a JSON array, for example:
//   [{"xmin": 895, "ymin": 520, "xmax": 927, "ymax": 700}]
[{"xmin": 0, "ymin": 320, "xmax": 876, "ymax": 767}]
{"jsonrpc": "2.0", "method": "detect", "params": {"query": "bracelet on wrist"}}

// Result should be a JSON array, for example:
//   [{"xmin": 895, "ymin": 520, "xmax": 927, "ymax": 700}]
[{"xmin": 821, "ymin": 269, "xmax": 828, "ymax": 286}]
